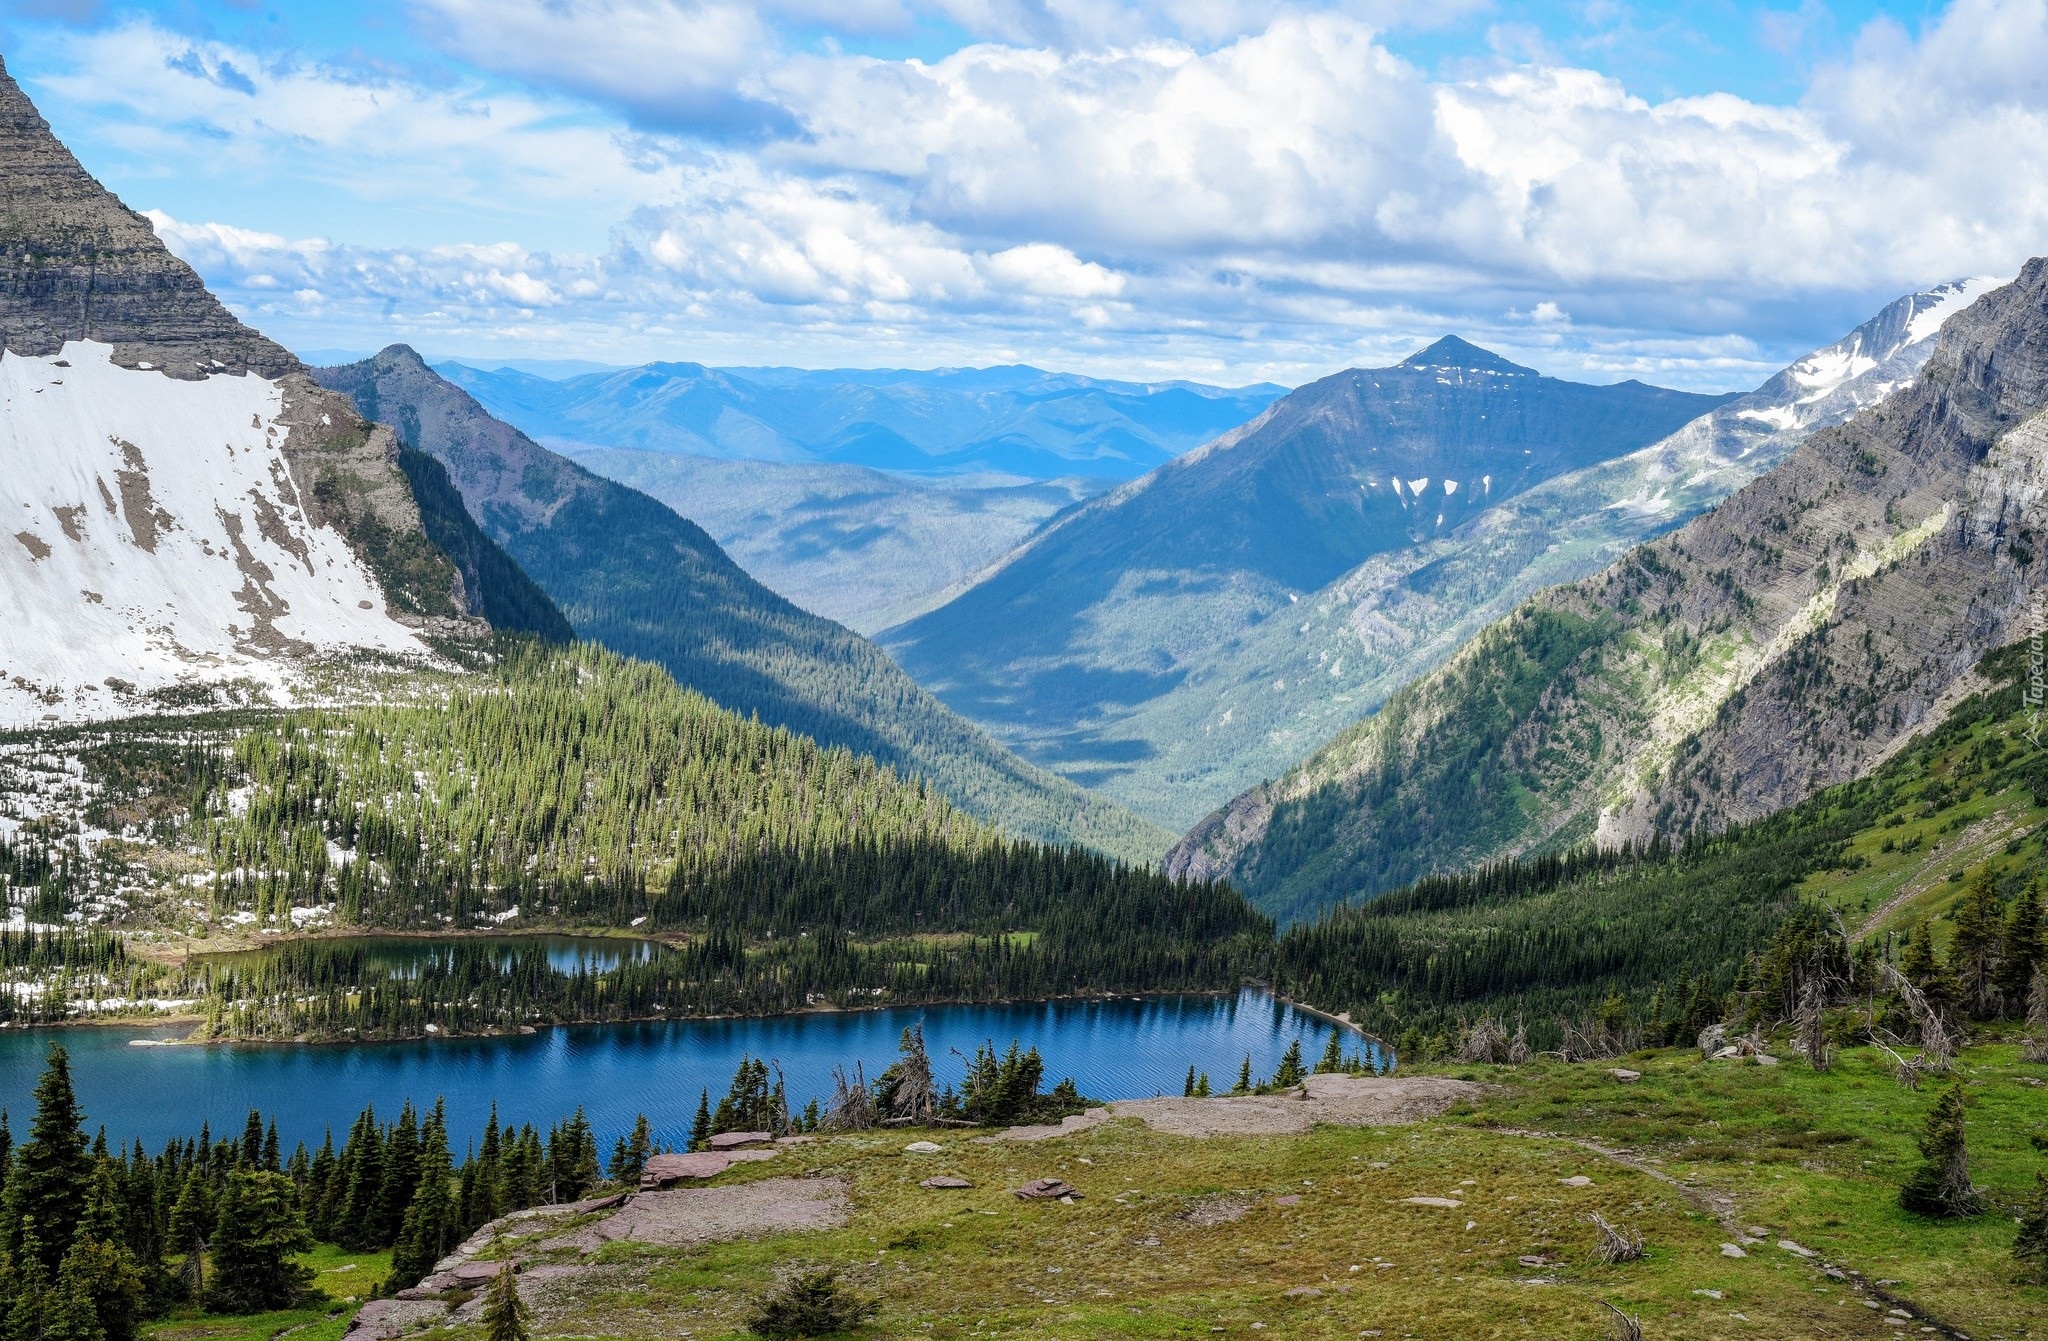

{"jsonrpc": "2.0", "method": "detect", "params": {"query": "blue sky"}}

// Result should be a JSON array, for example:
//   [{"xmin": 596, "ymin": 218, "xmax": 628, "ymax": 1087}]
[{"xmin": 0, "ymin": 0, "xmax": 2039, "ymax": 388}]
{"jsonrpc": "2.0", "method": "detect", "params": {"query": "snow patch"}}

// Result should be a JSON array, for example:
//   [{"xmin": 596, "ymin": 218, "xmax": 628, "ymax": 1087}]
[{"xmin": 0, "ymin": 343, "xmax": 431, "ymax": 728}]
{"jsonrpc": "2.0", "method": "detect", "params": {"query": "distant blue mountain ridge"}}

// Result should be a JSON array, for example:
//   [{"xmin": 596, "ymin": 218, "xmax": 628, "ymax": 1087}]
[{"xmin": 433, "ymin": 359, "xmax": 1289, "ymax": 481}]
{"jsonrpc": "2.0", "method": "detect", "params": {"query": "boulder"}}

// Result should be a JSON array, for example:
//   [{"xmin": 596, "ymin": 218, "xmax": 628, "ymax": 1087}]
[
  {"xmin": 1698, "ymin": 1024, "xmax": 1728, "ymax": 1057},
  {"xmin": 1013, "ymin": 1178, "xmax": 1081, "ymax": 1200},
  {"xmin": 1608, "ymin": 1068, "xmax": 1641, "ymax": 1082},
  {"xmin": 903, "ymin": 1140, "xmax": 943, "ymax": 1154}
]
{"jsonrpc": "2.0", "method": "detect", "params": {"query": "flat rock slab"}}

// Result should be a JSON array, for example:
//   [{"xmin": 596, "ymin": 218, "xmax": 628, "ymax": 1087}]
[
  {"xmin": 708, "ymin": 1130, "xmax": 773, "ymax": 1149},
  {"xmin": 541, "ymin": 1178, "xmax": 851, "ymax": 1253},
  {"xmin": 343, "ymin": 1299, "xmax": 449, "ymax": 1340},
  {"xmin": 1403, "ymin": 1196, "xmax": 1464, "ymax": 1208},
  {"xmin": 990, "ymin": 1108, "xmax": 1112, "ymax": 1141},
  {"xmin": 1100, "ymin": 1075, "xmax": 1488, "ymax": 1139},
  {"xmin": 640, "ymin": 1149, "xmax": 776, "ymax": 1186},
  {"xmin": 921, "ymin": 1176, "xmax": 973, "ymax": 1189}
]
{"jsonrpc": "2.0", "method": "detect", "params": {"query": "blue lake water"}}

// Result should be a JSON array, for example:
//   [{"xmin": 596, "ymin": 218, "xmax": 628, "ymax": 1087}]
[{"xmin": 0, "ymin": 990, "xmax": 1365, "ymax": 1152}]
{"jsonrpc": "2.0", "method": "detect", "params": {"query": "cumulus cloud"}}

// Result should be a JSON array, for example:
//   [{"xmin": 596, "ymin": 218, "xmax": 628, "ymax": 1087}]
[{"xmin": 35, "ymin": 0, "xmax": 2048, "ymax": 384}]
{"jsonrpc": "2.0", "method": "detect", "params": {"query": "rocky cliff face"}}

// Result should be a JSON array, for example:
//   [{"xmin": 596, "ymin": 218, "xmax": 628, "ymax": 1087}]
[
  {"xmin": 0, "ymin": 56, "xmax": 293, "ymax": 381},
  {"xmin": 0, "ymin": 60, "xmax": 480, "ymax": 726},
  {"xmin": 1169, "ymin": 262, "xmax": 2048, "ymax": 924}
]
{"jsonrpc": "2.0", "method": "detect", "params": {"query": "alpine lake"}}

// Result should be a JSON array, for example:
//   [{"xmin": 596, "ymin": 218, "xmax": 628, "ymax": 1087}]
[{"xmin": 0, "ymin": 935, "xmax": 1366, "ymax": 1150}]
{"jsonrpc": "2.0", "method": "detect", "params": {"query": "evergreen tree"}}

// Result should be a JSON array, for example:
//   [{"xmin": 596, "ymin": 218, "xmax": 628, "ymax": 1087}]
[
  {"xmin": 479, "ymin": 1262, "xmax": 530, "ymax": 1341},
  {"xmin": 335, "ymin": 1108, "xmax": 386, "ymax": 1251},
  {"xmin": 1900, "ymin": 922, "xmax": 1963, "ymax": 1020},
  {"xmin": 2015, "ymin": 1173, "xmax": 2048, "ymax": 1284},
  {"xmin": 1899, "ymin": 1084, "xmax": 1980, "ymax": 1218},
  {"xmin": 6, "ymin": 1048, "xmax": 91, "ymax": 1271},
  {"xmin": 606, "ymin": 1117, "xmax": 651, "ymax": 1185},
  {"xmin": 1995, "ymin": 884, "xmax": 2044, "ymax": 1017},
  {"xmin": 1183, "ymin": 1066, "xmax": 1196, "ymax": 1097},
  {"xmin": 1193, "ymin": 1072, "xmax": 1211, "ymax": 1097},
  {"xmin": 377, "ymin": 1104, "xmax": 422, "ymax": 1246},
  {"xmin": 1315, "ymin": 1033, "xmax": 1345, "ymax": 1074},
  {"xmin": 204, "ymin": 1171, "xmax": 315, "ymax": 1314},
  {"xmin": 54, "ymin": 1239, "xmax": 141, "ymax": 1341},
  {"xmin": 1271, "ymin": 1040, "xmax": 1307, "ymax": 1089},
  {"xmin": 687, "ymin": 1093, "xmax": 711, "ymax": 1153},
  {"xmin": 305, "ymin": 1132, "xmax": 338, "ymax": 1242},
  {"xmin": 238, "ymin": 1111, "xmax": 264, "ymax": 1169},
  {"xmin": 166, "ymin": 1172, "xmax": 214, "ymax": 1304},
  {"xmin": 387, "ymin": 1111, "xmax": 458, "ymax": 1292},
  {"xmin": 1232, "ymin": 1055, "xmax": 1252, "ymax": 1095},
  {"xmin": 1949, "ymin": 873, "xmax": 2005, "ymax": 1019},
  {"xmin": 42, "ymin": 1252, "xmax": 104, "ymax": 1341}
]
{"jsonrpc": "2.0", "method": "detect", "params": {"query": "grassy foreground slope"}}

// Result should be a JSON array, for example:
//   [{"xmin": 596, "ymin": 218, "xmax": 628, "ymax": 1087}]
[{"xmin": 270, "ymin": 1043, "xmax": 2047, "ymax": 1340}]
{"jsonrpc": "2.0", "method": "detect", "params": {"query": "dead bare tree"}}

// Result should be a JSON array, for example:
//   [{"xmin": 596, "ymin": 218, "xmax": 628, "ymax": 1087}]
[
  {"xmin": 1508, "ymin": 1014, "xmax": 1532, "ymax": 1066},
  {"xmin": 884, "ymin": 1025, "xmax": 937, "ymax": 1124},
  {"xmin": 1600, "ymin": 1300, "xmax": 1644, "ymax": 1341},
  {"xmin": 2025, "ymin": 970, "xmax": 2048, "ymax": 1065},
  {"xmin": 1881, "ymin": 963, "xmax": 1959, "ymax": 1074},
  {"xmin": 821, "ymin": 1062, "xmax": 873, "ymax": 1131},
  {"xmin": 1456, "ymin": 1016, "xmax": 1510, "ymax": 1064},
  {"xmin": 1590, "ymin": 1212, "xmax": 1646, "ymax": 1264}
]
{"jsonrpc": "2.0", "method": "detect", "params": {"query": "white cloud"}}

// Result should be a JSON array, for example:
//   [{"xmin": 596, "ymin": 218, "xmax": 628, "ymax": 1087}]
[{"xmin": 34, "ymin": 0, "xmax": 2048, "ymax": 386}]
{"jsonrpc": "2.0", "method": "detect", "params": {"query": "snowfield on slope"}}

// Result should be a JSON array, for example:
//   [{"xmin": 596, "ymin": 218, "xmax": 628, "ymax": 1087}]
[{"xmin": 0, "ymin": 341, "xmax": 429, "ymax": 727}]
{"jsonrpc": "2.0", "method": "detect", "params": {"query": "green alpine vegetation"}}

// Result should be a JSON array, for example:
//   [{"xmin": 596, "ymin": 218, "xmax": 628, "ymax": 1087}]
[
  {"xmin": 0, "ymin": 640, "xmax": 1264, "ymax": 1036},
  {"xmin": 1274, "ymin": 639, "xmax": 2048, "ymax": 1049},
  {"xmin": 1171, "ymin": 261, "xmax": 2048, "ymax": 922},
  {"xmin": 315, "ymin": 347, "xmax": 1173, "ymax": 865}
]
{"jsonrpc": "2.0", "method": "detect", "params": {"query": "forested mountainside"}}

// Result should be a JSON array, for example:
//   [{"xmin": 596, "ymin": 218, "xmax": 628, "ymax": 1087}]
[
  {"xmin": 1081, "ymin": 283, "xmax": 1999, "ymax": 826},
  {"xmin": 883, "ymin": 338, "xmax": 1728, "ymax": 823},
  {"xmin": 0, "ymin": 57, "xmax": 544, "ymax": 726},
  {"xmin": 569, "ymin": 448, "xmax": 1104, "ymax": 633},
  {"xmin": 1275, "ymin": 640, "xmax": 2048, "ymax": 1050},
  {"xmin": 0, "ymin": 642, "xmax": 1266, "ymax": 1034},
  {"xmin": 314, "ymin": 347, "xmax": 1174, "ymax": 864},
  {"xmin": 1172, "ymin": 262, "xmax": 2048, "ymax": 925},
  {"xmin": 441, "ymin": 359, "xmax": 1283, "ymax": 480}
]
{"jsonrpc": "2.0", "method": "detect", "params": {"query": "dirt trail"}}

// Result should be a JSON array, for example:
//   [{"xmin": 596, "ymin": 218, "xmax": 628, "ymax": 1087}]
[{"xmin": 994, "ymin": 1073, "xmax": 1488, "ymax": 1141}]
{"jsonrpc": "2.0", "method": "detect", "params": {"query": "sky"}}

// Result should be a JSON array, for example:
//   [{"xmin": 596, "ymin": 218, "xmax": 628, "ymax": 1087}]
[{"xmin": 0, "ymin": 0, "xmax": 2042, "ymax": 389}]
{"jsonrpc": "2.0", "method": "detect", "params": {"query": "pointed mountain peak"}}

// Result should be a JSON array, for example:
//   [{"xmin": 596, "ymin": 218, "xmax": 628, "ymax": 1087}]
[
  {"xmin": 0, "ymin": 56, "xmax": 294, "ymax": 379},
  {"xmin": 1398, "ymin": 336, "xmax": 1536, "ymax": 377}
]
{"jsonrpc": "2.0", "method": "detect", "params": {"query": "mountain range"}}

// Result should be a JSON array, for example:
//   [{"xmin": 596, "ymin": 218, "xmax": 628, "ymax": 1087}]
[
  {"xmin": 314, "ymin": 346, "xmax": 1173, "ymax": 862},
  {"xmin": 564, "ymin": 449, "xmax": 1106, "ymax": 633},
  {"xmin": 1168, "ymin": 262, "xmax": 2048, "ymax": 925},
  {"xmin": 439, "ymin": 360, "xmax": 1285, "ymax": 481},
  {"xmin": 1017, "ymin": 280, "xmax": 1995, "ymax": 827},
  {"xmin": 881, "ymin": 338, "xmax": 1731, "ymax": 823}
]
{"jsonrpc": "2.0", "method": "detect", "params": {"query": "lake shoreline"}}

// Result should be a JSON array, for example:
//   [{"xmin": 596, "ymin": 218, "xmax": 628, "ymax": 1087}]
[{"xmin": 13, "ymin": 985, "xmax": 1244, "ymax": 1049}]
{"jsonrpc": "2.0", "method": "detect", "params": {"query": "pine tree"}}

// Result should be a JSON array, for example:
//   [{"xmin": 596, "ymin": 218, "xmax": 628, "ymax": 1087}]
[
  {"xmin": 1949, "ymin": 873, "xmax": 2005, "ymax": 1019},
  {"xmin": 688, "ymin": 1091, "xmax": 711, "ymax": 1153},
  {"xmin": 479, "ymin": 1262, "xmax": 530, "ymax": 1341},
  {"xmin": 1315, "ymin": 1033, "xmax": 1345, "ymax": 1074},
  {"xmin": 1232, "ymin": 1055, "xmax": 1252, "ymax": 1095},
  {"xmin": 1995, "ymin": 884, "xmax": 2044, "ymax": 1017},
  {"xmin": 387, "ymin": 1112, "xmax": 458, "ymax": 1293},
  {"xmin": 166, "ymin": 1171, "xmax": 215, "ymax": 1304},
  {"xmin": 335, "ymin": 1108, "xmax": 385, "ymax": 1251},
  {"xmin": 53, "ymin": 1239, "xmax": 141, "ymax": 1341},
  {"xmin": 1194, "ymin": 1072, "xmax": 1211, "ymax": 1097},
  {"xmin": 5, "ymin": 1047, "xmax": 91, "ymax": 1271},
  {"xmin": 2015, "ymin": 1173, "xmax": 2048, "ymax": 1284},
  {"xmin": 238, "ymin": 1110, "xmax": 264, "ymax": 1168},
  {"xmin": 1182, "ymin": 1066, "xmax": 1196, "ymax": 1097},
  {"xmin": 1271, "ymin": 1040, "xmax": 1306, "ymax": 1089},
  {"xmin": 377, "ymin": 1103, "xmax": 422, "ymax": 1245},
  {"xmin": 205, "ymin": 1171, "xmax": 315, "ymax": 1313},
  {"xmin": 41, "ymin": 1252, "xmax": 103, "ymax": 1341},
  {"xmin": 1900, "ymin": 922, "xmax": 1963, "ymax": 1020},
  {"xmin": 1899, "ymin": 1084, "xmax": 1980, "ymax": 1218},
  {"xmin": 607, "ymin": 1116, "xmax": 651, "ymax": 1184}
]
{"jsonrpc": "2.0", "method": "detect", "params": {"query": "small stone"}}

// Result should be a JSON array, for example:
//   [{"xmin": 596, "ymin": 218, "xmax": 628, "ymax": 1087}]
[
  {"xmin": 903, "ymin": 1140, "xmax": 943, "ymax": 1154},
  {"xmin": 1015, "ymin": 1178, "xmax": 1080, "ymax": 1200},
  {"xmin": 1285, "ymin": 1287, "xmax": 1322, "ymax": 1297},
  {"xmin": 1720, "ymin": 1243, "xmax": 1747, "ymax": 1258},
  {"xmin": 1693, "ymin": 1289, "xmax": 1723, "ymax": 1300},
  {"xmin": 1745, "ymin": 1227, "xmax": 1768, "ymax": 1238},
  {"xmin": 1754, "ymin": 1054, "xmax": 1780, "ymax": 1066},
  {"xmin": 921, "ymin": 1176, "xmax": 973, "ymax": 1190},
  {"xmin": 1558, "ymin": 1176, "xmax": 1593, "ymax": 1187},
  {"xmin": 1273, "ymin": 1194, "xmax": 1303, "ymax": 1206},
  {"xmin": 1516, "ymin": 1255, "xmax": 1556, "ymax": 1268},
  {"xmin": 1402, "ymin": 1196, "xmax": 1463, "ymax": 1208},
  {"xmin": 1609, "ymin": 1068, "xmax": 1642, "ymax": 1082},
  {"xmin": 1777, "ymin": 1240, "xmax": 1817, "ymax": 1258}
]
